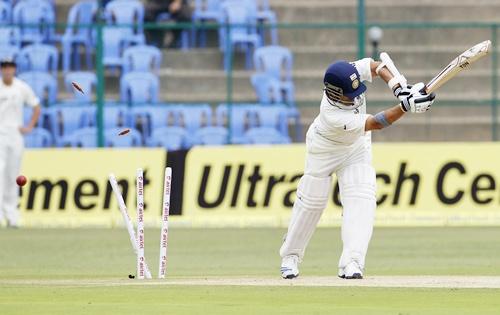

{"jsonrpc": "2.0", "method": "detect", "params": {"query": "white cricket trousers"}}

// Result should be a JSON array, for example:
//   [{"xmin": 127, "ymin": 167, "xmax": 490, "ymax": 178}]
[
  {"xmin": 280, "ymin": 125, "xmax": 377, "ymax": 270},
  {"xmin": 0, "ymin": 131, "xmax": 24, "ymax": 226}
]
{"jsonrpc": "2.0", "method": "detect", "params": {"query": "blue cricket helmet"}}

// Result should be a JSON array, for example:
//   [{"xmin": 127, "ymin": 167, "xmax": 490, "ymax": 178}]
[{"xmin": 323, "ymin": 60, "xmax": 366, "ymax": 100}]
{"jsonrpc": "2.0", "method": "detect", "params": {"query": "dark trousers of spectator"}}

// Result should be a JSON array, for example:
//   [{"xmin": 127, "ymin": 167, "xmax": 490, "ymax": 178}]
[{"xmin": 145, "ymin": 2, "xmax": 192, "ymax": 48}]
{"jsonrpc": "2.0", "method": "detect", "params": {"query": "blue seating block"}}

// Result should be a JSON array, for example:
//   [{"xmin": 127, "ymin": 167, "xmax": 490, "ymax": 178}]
[
  {"xmin": 62, "ymin": 0, "xmax": 97, "ymax": 72},
  {"xmin": 122, "ymin": 45, "xmax": 162, "ymax": 73},
  {"xmin": 194, "ymin": 126, "xmax": 228, "ymax": 146},
  {"xmin": 245, "ymin": 127, "xmax": 290, "ymax": 144},
  {"xmin": 105, "ymin": 127, "xmax": 142, "ymax": 147},
  {"xmin": 24, "ymin": 127, "xmax": 53, "ymax": 148},
  {"xmin": 147, "ymin": 126, "xmax": 188, "ymax": 150},
  {"xmin": 120, "ymin": 72, "xmax": 159, "ymax": 105}
]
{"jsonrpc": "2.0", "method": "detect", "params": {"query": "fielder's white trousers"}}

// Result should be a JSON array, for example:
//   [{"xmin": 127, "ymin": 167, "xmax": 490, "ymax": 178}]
[{"xmin": 0, "ymin": 131, "xmax": 24, "ymax": 226}]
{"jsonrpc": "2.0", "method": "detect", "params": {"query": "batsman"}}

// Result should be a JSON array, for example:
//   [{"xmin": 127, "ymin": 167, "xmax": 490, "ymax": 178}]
[{"xmin": 280, "ymin": 55, "xmax": 436, "ymax": 279}]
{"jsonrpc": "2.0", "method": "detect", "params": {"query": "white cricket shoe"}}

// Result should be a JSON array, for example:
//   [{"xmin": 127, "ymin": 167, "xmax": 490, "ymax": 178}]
[
  {"xmin": 280, "ymin": 255, "xmax": 299, "ymax": 279},
  {"xmin": 338, "ymin": 261, "xmax": 363, "ymax": 279}
]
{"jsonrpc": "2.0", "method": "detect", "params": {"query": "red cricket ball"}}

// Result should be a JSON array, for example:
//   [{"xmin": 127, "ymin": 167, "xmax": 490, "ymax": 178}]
[{"xmin": 16, "ymin": 175, "xmax": 27, "ymax": 187}]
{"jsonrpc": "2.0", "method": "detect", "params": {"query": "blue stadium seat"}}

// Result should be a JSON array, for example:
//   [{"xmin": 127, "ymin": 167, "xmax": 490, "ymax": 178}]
[
  {"xmin": 219, "ymin": 1, "xmax": 260, "ymax": 70},
  {"xmin": 249, "ymin": 0, "xmax": 278, "ymax": 45},
  {"xmin": 254, "ymin": 45, "xmax": 293, "ymax": 80},
  {"xmin": 13, "ymin": 0, "xmax": 56, "ymax": 44},
  {"xmin": 254, "ymin": 105, "xmax": 289, "ymax": 136},
  {"xmin": 102, "ymin": 27, "xmax": 129, "ymax": 69},
  {"xmin": 129, "ymin": 105, "xmax": 182, "ymax": 140},
  {"xmin": 147, "ymin": 126, "xmax": 188, "ymax": 150},
  {"xmin": 105, "ymin": 0, "xmax": 145, "ymax": 44},
  {"xmin": 18, "ymin": 44, "xmax": 58, "ymax": 75},
  {"xmin": 0, "ymin": 27, "xmax": 19, "ymax": 48},
  {"xmin": 128, "ymin": 106, "xmax": 149, "ymax": 142},
  {"xmin": 18, "ymin": 0, "xmax": 55, "ymax": 7},
  {"xmin": 122, "ymin": 45, "xmax": 162, "ymax": 74},
  {"xmin": 101, "ymin": 105, "xmax": 129, "ymax": 129},
  {"xmin": 46, "ymin": 105, "xmax": 94, "ymax": 146},
  {"xmin": 179, "ymin": 104, "xmax": 212, "ymax": 133},
  {"xmin": 64, "ymin": 71, "xmax": 96, "ymax": 103},
  {"xmin": 70, "ymin": 127, "xmax": 97, "ymax": 148},
  {"xmin": 194, "ymin": 126, "xmax": 229, "ymax": 146},
  {"xmin": 61, "ymin": 0, "xmax": 97, "ymax": 72},
  {"xmin": 24, "ymin": 127, "xmax": 53, "ymax": 148},
  {"xmin": 251, "ymin": 73, "xmax": 283, "ymax": 104},
  {"xmin": 245, "ymin": 127, "xmax": 290, "ymax": 144},
  {"xmin": 18, "ymin": 71, "xmax": 57, "ymax": 106},
  {"xmin": 104, "ymin": 127, "xmax": 142, "ymax": 147},
  {"xmin": 0, "ymin": 1, "xmax": 11, "ymax": 25},
  {"xmin": 0, "ymin": 45, "xmax": 20, "ymax": 63},
  {"xmin": 192, "ymin": 0, "xmax": 222, "ymax": 47},
  {"xmin": 120, "ymin": 72, "xmax": 159, "ymax": 105},
  {"xmin": 254, "ymin": 45, "xmax": 295, "ymax": 105},
  {"xmin": 179, "ymin": 104, "xmax": 212, "ymax": 146},
  {"xmin": 216, "ymin": 104, "xmax": 258, "ymax": 144},
  {"xmin": 149, "ymin": 105, "xmax": 183, "ymax": 130}
]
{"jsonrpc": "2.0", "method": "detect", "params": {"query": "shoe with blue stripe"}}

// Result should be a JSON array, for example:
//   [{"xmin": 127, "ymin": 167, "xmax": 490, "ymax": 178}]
[
  {"xmin": 338, "ymin": 261, "xmax": 364, "ymax": 279},
  {"xmin": 281, "ymin": 255, "xmax": 299, "ymax": 279}
]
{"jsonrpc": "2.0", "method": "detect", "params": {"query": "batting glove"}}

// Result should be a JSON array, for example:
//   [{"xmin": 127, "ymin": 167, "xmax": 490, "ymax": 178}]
[{"xmin": 400, "ymin": 82, "xmax": 436, "ymax": 113}]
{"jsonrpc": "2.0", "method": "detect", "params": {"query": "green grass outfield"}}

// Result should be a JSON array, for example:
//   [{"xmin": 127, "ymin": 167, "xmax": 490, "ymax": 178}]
[{"xmin": 1, "ymin": 227, "xmax": 500, "ymax": 314}]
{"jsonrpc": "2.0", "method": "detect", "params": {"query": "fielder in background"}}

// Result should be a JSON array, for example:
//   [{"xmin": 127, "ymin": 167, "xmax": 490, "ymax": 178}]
[
  {"xmin": 0, "ymin": 58, "xmax": 40, "ymax": 228},
  {"xmin": 280, "ymin": 55, "xmax": 436, "ymax": 279}
]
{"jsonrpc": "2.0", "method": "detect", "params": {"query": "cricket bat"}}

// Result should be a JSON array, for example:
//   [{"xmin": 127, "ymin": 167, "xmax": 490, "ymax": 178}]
[{"xmin": 425, "ymin": 40, "xmax": 491, "ymax": 94}]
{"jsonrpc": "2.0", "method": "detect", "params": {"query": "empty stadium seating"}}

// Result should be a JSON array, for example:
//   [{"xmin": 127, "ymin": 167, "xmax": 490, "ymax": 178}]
[
  {"xmin": 192, "ymin": 0, "xmax": 222, "ymax": 47},
  {"xmin": 45, "ymin": 105, "xmax": 95, "ymax": 146},
  {"xmin": 251, "ymin": 73, "xmax": 283, "ymax": 104},
  {"xmin": 219, "ymin": 1, "xmax": 261, "ymax": 70},
  {"xmin": 64, "ymin": 71, "xmax": 97, "ymax": 102},
  {"xmin": 0, "ymin": 27, "xmax": 20, "ymax": 47},
  {"xmin": 122, "ymin": 45, "xmax": 162, "ymax": 74},
  {"xmin": 120, "ymin": 72, "xmax": 160, "ymax": 105},
  {"xmin": 18, "ymin": 71, "xmax": 57, "ymax": 105},
  {"xmin": 61, "ymin": 0, "xmax": 97, "ymax": 72},
  {"xmin": 102, "ymin": 27, "xmax": 129, "ymax": 69},
  {"xmin": 129, "ymin": 105, "xmax": 182, "ymax": 140},
  {"xmin": 0, "ymin": 1, "xmax": 11, "ymax": 25},
  {"xmin": 253, "ymin": 45, "xmax": 295, "ymax": 105},
  {"xmin": 69, "ymin": 127, "xmax": 97, "ymax": 147},
  {"xmin": 0, "ymin": 45, "xmax": 19, "ymax": 61},
  {"xmin": 13, "ymin": 0, "xmax": 56, "ymax": 44},
  {"xmin": 216, "ymin": 104, "xmax": 259, "ymax": 144},
  {"xmin": 104, "ymin": 0, "xmax": 145, "ymax": 45},
  {"xmin": 3, "ymin": 0, "xmax": 293, "ymax": 148},
  {"xmin": 104, "ymin": 127, "xmax": 142, "ymax": 147},
  {"xmin": 147, "ymin": 126, "xmax": 188, "ymax": 150},
  {"xmin": 31, "ymin": 101, "xmax": 292, "ymax": 148},
  {"xmin": 194, "ymin": 126, "xmax": 229, "ymax": 145},
  {"xmin": 244, "ymin": 126, "xmax": 290, "ymax": 144},
  {"xmin": 251, "ymin": 0, "xmax": 278, "ymax": 45},
  {"xmin": 24, "ymin": 127, "xmax": 53, "ymax": 148},
  {"xmin": 18, "ymin": 44, "xmax": 58, "ymax": 75},
  {"xmin": 254, "ymin": 105, "xmax": 288, "ymax": 137}
]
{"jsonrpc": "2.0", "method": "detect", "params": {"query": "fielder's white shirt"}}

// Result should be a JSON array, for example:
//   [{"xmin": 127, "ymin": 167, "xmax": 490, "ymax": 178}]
[
  {"xmin": 312, "ymin": 58, "xmax": 373, "ymax": 145},
  {"xmin": 0, "ymin": 77, "xmax": 39, "ymax": 134}
]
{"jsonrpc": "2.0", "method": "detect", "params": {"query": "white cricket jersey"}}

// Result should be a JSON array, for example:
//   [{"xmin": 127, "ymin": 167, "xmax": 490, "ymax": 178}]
[
  {"xmin": 312, "ymin": 58, "xmax": 373, "ymax": 145},
  {"xmin": 0, "ymin": 77, "xmax": 39, "ymax": 135}
]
